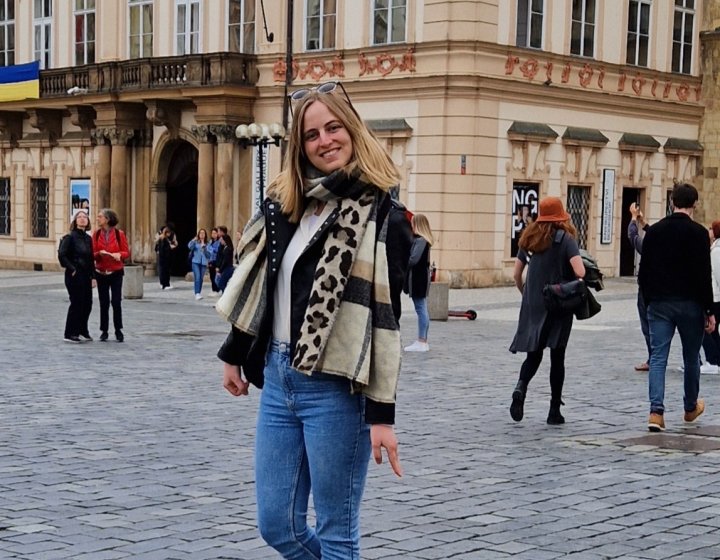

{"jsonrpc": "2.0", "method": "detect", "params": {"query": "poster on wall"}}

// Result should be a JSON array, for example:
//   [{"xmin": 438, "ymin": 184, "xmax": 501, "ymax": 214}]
[
  {"xmin": 601, "ymin": 169, "xmax": 615, "ymax": 244},
  {"xmin": 511, "ymin": 183, "xmax": 539, "ymax": 257},
  {"xmin": 70, "ymin": 179, "xmax": 91, "ymax": 220}
]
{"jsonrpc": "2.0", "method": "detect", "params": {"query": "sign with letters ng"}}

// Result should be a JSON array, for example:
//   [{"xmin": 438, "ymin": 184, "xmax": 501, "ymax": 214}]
[{"xmin": 511, "ymin": 183, "xmax": 539, "ymax": 257}]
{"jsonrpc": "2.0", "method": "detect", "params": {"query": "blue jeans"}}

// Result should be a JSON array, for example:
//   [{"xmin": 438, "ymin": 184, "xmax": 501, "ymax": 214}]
[
  {"xmin": 412, "ymin": 297, "xmax": 429, "ymax": 340},
  {"xmin": 191, "ymin": 262, "xmax": 206, "ymax": 294},
  {"xmin": 255, "ymin": 341, "xmax": 371, "ymax": 560},
  {"xmin": 637, "ymin": 289, "xmax": 651, "ymax": 362},
  {"xmin": 216, "ymin": 267, "xmax": 233, "ymax": 292},
  {"xmin": 647, "ymin": 299, "xmax": 704, "ymax": 414}
]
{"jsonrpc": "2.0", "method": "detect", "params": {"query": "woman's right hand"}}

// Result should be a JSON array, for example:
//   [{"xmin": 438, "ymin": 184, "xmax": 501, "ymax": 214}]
[{"xmin": 223, "ymin": 363, "xmax": 250, "ymax": 396}]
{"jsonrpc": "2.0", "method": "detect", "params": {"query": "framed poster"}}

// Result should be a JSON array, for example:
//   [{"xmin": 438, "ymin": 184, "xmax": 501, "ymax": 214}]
[
  {"xmin": 601, "ymin": 169, "xmax": 615, "ymax": 244},
  {"xmin": 511, "ymin": 183, "xmax": 539, "ymax": 257},
  {"xmin": 70, "ymin": 179, "xmax": 91, "ymax": 219}
]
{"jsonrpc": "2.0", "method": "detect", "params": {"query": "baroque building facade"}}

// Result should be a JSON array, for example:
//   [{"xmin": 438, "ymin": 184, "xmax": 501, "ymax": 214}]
[{"xmin": 0, "ymin": 0, "xmax": 714, "ymax": 285}]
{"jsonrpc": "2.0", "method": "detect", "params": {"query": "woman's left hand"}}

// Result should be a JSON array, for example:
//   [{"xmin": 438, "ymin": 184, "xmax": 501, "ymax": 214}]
[{"xmin": 370, "ymin": 424, "xmax": 403, "ymax": 477}]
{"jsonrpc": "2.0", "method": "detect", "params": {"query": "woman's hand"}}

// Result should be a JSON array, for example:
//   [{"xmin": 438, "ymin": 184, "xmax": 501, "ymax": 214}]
[
  {"xmin": 370, "ymin": 424, "xmax": 403, "ymax": 477},
  {"xmin": 223, "ymin": 363, "xmax": 250, "ymax": 396},
  {"xmin": 91, "ymin": 279, "xmax": 97, "ymax": 288}
]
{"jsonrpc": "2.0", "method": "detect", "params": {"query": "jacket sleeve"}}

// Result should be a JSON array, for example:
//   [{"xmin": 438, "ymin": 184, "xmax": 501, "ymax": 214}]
[
  {"xmin": 627, "ymin": 220, "xmax": 644, "ymax": 254},
  {"xmin": 58, "ymin": 235, "xmax": 74, "ymax": 272},
  {"xmin": 217, "ymin": 325, "xmax": 255, "ymax": 367},
  {"xmin": 365, "ymin": 399, "xmax": 395, "ymax": 425},
  {"xmin": 118, "ymin": 230, "xmax": 131, "ymax": 262},
  {"xmin": 407, "ymin": 238, "xmax": 428, "ymax": 268}
]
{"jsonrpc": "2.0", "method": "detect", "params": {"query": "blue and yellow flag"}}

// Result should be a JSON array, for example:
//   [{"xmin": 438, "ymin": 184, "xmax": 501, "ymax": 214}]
[{"xmin": 0, "ymin": 61, "xmax": 39, "ymax": 102}]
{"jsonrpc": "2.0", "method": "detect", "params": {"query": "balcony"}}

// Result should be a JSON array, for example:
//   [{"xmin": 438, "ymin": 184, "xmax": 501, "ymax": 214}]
[{"xmin": 39, "ymin": 52, "xmax": 258, "ymax": 98}]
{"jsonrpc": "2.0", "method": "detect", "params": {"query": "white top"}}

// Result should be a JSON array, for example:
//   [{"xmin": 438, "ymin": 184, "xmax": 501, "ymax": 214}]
[
  {"xmin": 272, "ymin": 199, "xmax": 337, "ymax": 343},
  {"xmin": 711, "ymin": 240, "xmax": 720, "ymax": 303}
]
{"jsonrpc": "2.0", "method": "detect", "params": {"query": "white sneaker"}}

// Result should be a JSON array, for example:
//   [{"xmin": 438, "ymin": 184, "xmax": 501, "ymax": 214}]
[
  {"xmin": 195, "ymin": 293, "xmax": 203, "ymax": 300},
  {"xmin": 701, "ymin": 364, "xmax": 720, "ymax": 375},
  {"xmin": 163, "ymin": 285, "xmax": 175, "ymax": 291},
  {"xmin": 208, "ymin": 291, "xmax": 220, "ymax": 298},
  {"xmin": 404, "ymin": 341, "xmax": 429, "ymax": 352}
]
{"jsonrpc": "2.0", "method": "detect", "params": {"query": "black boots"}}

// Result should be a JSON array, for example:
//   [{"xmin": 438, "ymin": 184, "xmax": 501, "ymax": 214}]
[
  {"xmin": 547, "ymin": 399, "xmax": 565, "ymax": 425},
  {"xmin": 510, "ymin": 380, "xmax": 527, "ymax": 422}
]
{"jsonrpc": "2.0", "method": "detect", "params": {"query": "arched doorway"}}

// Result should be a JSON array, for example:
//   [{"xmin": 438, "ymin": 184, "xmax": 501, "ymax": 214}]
[{"xmin": 165, "ymin": 141, "xmax": 198, "ymax": 276}]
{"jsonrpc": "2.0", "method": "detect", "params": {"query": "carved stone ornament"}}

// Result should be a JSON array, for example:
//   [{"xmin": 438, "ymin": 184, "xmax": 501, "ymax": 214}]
[{"xmin": 209, "ymin": 124, "xmax": 235, "ymax": 143}]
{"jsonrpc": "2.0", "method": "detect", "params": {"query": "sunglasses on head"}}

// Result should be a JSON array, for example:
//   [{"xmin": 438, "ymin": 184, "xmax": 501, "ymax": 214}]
[{"xmin": 289, "ymin": 81, "xmax": 358, "ymax": 117}]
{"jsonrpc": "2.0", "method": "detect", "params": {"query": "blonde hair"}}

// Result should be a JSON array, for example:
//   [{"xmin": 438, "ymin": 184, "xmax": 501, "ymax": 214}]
[
  {"xmin": 267, "ymin": 91, "xmax": 400, "ymax": 222},
  {"xmin": 412, "ymin": 213, "xmax": 434, "ymax": 246}
]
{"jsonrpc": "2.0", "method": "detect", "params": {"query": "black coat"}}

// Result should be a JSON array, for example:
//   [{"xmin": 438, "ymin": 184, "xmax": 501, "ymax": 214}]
[
  {"xmin": 58, "ymin": 229, "xmax": 94, "ymax": 275},
  {"xmin": 405, "ymin": 236, "xmax": 431, "ymax": 298}
]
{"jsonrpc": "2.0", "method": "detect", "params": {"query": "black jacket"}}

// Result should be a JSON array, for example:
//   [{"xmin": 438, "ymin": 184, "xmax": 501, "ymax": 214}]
[
  {"xmin": 387, "ymin": 200, "xmax": 414, "ymax": 321},
  {"xmin": 58, "ymin": 229, "xmax": 94, "ymax": 275},
  {"xmin": 216, "ymin": 244, "xmax": 234, "ymax": 272},
  {"xmin": 405, "ymin": 236, "xmax": 431, "ymax": 298},
  {"xmin": 638, "ymin": 212, "xmax": 713, "ymax": 314},
  {"xmin": 218, "ymin": 192, "xmax": 404, "ymax": 424}
]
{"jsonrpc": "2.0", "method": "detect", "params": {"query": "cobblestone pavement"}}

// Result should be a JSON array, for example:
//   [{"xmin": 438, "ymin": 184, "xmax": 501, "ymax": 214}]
[{"xmin": 2, "ymin": 271, "xmax": 720, "ymax": 559}]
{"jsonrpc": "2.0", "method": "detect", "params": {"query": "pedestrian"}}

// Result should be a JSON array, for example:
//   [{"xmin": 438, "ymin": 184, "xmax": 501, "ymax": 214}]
[
  {"xmin": 404, "ymin": 213, "xmax": 434, "ymax": 352},
  {"xmin": 155, "ymin": 226, "xmax": 176, "ymax": 290},
  {"xmin": 214, "ymin": 233, "xmax": 234, "ymax": 293},
  {"xmin": 207, "ymin": 227, "xmax": 221, "ymax": 296},
  {"xmin": 700, "ymin": 223, "xmax": 720, "ymax": 375},
  {"xmin": 187, "ymin": 228, "xmax": 210, "ymax": 300},
  {"xmin": 58, "ymin": 209, "xmax": 95, "ymax": 343},
  {"xmin": 387, "ymin": 196, "xmax": 414, "ymax": 323},
  {"xmin": 628, "ymin": 202, "xmax": 651, "ymax": 371},
  {"xmin": 93, "ymin": 208, "xmax": 130, "ymax": 343},
  {"xmin": 638, "ymin": 183, "xmax": 715, "ymax": 432},
  {"xmin": 216, "ymin": 80, "xmax": 403, "ymax": 559},
  {"xmin": 509, "ymin": 196, "xmax": 586, "ymax": 425}
]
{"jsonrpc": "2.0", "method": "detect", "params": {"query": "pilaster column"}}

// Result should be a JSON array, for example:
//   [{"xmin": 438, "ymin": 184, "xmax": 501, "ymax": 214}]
[
  {"xmin": 212, "ymin": 125, "xmax": 235, "ymax": 230},
  {"xmin": 107, "ymin": 128, "xmax": 135, "ymax": 227},
  {"xmin": 134, "ymin": 128, "xmax": 153, "ymax": 262},
  {"xmin": 92, "ymin": 130, "xmax": 111, "ymax": 210},
  {"xmin": 191, "ymin": 125, "xmax": 216, "ymax": 231}
]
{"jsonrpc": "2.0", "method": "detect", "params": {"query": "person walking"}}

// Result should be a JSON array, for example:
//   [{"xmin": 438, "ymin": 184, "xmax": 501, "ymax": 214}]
[
  {"xmin": 155, "ymin": 225, "xmax": 176, "ymax": 290},
  {"xmin": 404, "ymin": 213, "xmax": 434, "ymax": 352},
  {"xmin": 214, "ymin": 233, "xmax": 234, "ymax": 293},
  {"xmin": 216, "ymin": 80, "xmax": 404, "ymax": 559},
  {"xmin": 187, "ymin": 228, "xmax": 210, "ymax": 300},
  {"xmin": 628, "ymin": 202, "xmax": 652, "ymax": 372},
  {"xmin": 700, "ymin": 222, "xmax": 720, "ymax": 375},
  {"xmin": 58, "ymin": 209, "xmax": 95, "ymax": 343},
  {"xmin": 207, "ymin": 227, "xmax": 221, "ymax": 296},
  {"xmin": 638, "ymin": 183, "xmax": 715, "ymax": 432},
  {"xmin": 509, "ymin": 196, "xmax": 585, "ymax": 425},
  {"xmin": 93, "ymin": 208, "xmax": 130, "ymax": 342}
]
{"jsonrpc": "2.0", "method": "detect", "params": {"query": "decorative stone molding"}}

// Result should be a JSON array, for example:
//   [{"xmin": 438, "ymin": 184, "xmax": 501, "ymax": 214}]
[
  {"xmin": 273, "ymin": 55, "xmax": 345, "ymax": 82},
  {"xmin": 0, "ymin": 111, "xmax": 23, "ymax": 147},
  {"xmin": 146, "ymin": 101, "xmax": 180, "ymax": 137},
  {"xmin": 191, "ymin": 124, "xmax": 214, "ymax": 143},
  {"xmin": 561, "ymin": 127, "xmax": 608, "ymax": 183},
  {"xmin": 27, "ymin": 109, "xmax": 63, "ymax": 143},
  {"xmin": 209, "ymin": 124, "xmax": 235, "ymax": 143},
  {"xmin": 68, "ymin": 106, "xmax": 96, "ymax": 131},
  {"xmin": 359, "ymin": 48, "xmax": 416, "ymax": 77},
  {"xmin": 95, "ymin": 127, "xmax": 135, "ymax": 146}
]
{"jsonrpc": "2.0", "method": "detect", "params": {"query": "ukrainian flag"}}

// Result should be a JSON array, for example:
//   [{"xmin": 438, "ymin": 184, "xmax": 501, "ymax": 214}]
[{"xmin": 0, "ymin": 61, "xmax": 39, "ymax": 102}]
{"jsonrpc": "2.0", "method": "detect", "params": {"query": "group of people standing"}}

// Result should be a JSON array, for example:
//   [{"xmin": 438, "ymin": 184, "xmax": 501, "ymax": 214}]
[{"xmin": 58, "ymin": 208, "xmax": 129, "ymax": 343}]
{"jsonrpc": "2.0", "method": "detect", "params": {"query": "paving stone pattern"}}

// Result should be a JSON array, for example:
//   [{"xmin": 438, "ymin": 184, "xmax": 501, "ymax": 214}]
[{"xmin": 2, "ymin": 271, "xmax": 720, "ymax": 559}]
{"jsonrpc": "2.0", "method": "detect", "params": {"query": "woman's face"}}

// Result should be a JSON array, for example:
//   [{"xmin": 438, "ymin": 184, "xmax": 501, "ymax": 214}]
[
  {"xmin": 75, "ymin": 212, "xmax": 89, "ymax": 229},
  {"xmin": 302, "ymin": 100, "xmax": 353, "ymax": 175},
  {"xmin": 211, "ymin": 230, "xmax": 218, "ymax": 240},
  {"xmin": 96, "ymin": 212, "xmax": 108, "ymax": 227},
  {"xmin": 199, "ymin": 230, "xmax": 207, "ymax": 241}
]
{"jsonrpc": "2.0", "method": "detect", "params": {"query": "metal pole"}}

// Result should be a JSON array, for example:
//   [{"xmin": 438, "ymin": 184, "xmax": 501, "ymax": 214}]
[
  {"xmin": 257, "ymin": 141, "xmax": 265, "ymax": 202},
  {"xmin": 281, "ymin": 0, "xmax": 294, "ymax": 161}
]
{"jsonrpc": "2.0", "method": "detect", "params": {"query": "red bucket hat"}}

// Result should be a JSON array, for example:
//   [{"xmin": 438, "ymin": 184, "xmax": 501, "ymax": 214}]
[{"xmin": 535, "ymin": 197, "xmax": 571, "ymax": 223}]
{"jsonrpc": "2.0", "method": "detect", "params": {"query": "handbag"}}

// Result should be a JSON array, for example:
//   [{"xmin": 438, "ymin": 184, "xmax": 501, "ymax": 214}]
[{"xmin": 543, "ymin": 278, "xmax": 587, "ymax": 314}]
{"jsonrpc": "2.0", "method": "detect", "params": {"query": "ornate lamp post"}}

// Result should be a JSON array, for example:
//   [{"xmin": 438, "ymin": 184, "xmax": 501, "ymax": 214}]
[{"xmin": 235, "ymin": 122, "xmax": 285, "ymax": 205}]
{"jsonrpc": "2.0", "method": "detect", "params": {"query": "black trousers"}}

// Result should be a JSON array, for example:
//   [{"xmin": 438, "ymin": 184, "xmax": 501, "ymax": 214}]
[
  {"xmin": 64, "ymin": 270, "xmax": 93, "ymax": 338},
  {"xmin": 208, "ymin": 263, "xmax": 219, "ymax": 292},
  {"xmin": 157, "ymin": 255, "xmax": 171, "ymax": 288},
  {"xmin": 96, "ymin": 271, "xmax": 123, "ymax": 334}
]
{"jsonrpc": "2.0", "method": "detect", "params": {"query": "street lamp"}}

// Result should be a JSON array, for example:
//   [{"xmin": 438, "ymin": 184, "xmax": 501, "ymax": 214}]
[{"xmin": 235, "ymin": 122, "xmax": 285, "ymax": 205}]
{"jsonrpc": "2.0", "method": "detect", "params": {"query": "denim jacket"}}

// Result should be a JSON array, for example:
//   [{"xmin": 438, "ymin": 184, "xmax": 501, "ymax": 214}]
[{"xmin": 187, "ymin": 240, "xmax": 210, "ymax": 266}]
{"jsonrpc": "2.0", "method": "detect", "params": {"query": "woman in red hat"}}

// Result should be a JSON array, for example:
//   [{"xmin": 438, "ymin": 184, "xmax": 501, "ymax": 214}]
[{"xmin": 509, "ymin": 196, "xmax": 586, "ymax": 424}]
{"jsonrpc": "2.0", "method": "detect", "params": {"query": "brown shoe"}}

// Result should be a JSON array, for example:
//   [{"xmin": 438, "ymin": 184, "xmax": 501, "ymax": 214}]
[
  {"xmin": 648, "ymin": 412, "xmax": 665, "ymax": 432},
  {"xmin": 635, "ymin": 362, "xmax": 649, "ymax": 371},
  {"xmin": 684, "ymin": 399, "xmax": 705, "ymax": 423}
]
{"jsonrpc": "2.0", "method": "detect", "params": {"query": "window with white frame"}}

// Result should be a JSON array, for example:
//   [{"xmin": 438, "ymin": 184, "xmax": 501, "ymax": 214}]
[
  {"xmin": 0, "ymin": 0, "xmax": 14, "ymax": 67},
  {"xmin": 228, "ymin": 0, "xmax": 255, "ymax": 53},
  {"xmin": 0, "ymin": 178, "xmax": 9, "ymax": 235},
  {"xmin": 176, "ymin": 0, "xmax": 200, "ymax": 55},
  {"xmin": 31, "ymin": 178, "xmax": 49, "ymax": 238},
  {"xmin": 33, "ymin": 0, "xmax": 52, "ymax": 69},
  {"xmin": 372, "ymin": 0, "xmax": 406, "ymax": 45},
  {"xmin": 626, "ymin": 0, "xmax": 650, "ymax": 67},
  {"xmin": 306, "ymin": 0, "xmax": 336, "ymax": 51},
  {"xmin": 129, "ymin": 0, "xmax": 153, "ymax": 59},
  {"xmin": 516, "ymin": 0, "xmax": 543, "ymax": 49},
  {"xmin": 571, "ymin": 0, "xmax": 595, "ymax": 57},
  {"xmin": 672, "ymin": 0, "xmax": 694, "ymax": 74},
  {"xmin": 74, "ymin": 0, "xmax": 95, "ymax": 65}
]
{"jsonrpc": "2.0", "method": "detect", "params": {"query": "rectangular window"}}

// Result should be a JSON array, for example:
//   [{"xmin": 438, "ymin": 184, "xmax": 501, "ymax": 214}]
[
  {"xmin": 567, "ymin": 186, "xmax": 591, "ymax": 250},
  {"xmin": 0, "ymin": 0, "xmax": 15, "ymax": 67},
  {"xmin": 570, "ymin": 0, "xmax": 595, "ymax": 57},
  {"xmin": 74, "ymin": 0, "xmax": 95, "ymax": 65},
  {"xmin": 129, "ymin": 0, "xmax": 153, "ymax": 59},
  {"xmin": 228, "ymin": 0, "xmax": 255, "ymax": 53},
  {"xmin": 0, "ymin": 178, "xmax": 9, "ymax": 235},
  {"xmin": 31, "ymin": 178, "xmax": 49, "ymax": 238},
  {"xmin": 306, "ymin": 0, "xmax": 336, "ymax": 51},
  {"xmin": 511, "ymin": 183, "xmax": 539, "ymax": 257},
  {"xmin": 33, "ymin": 0, "xmax": 52, "ymax": 69},
  {"xmin": 372, "ymin": 0, "xmax": 406, "ymax": 45},
  {"xmin": 176, "ymin": 0, "xmax": 200, "ymax": 55},
  {"xmin": 626, "ymin": 0, "xmax": 650, "ymax": 67},
  {"xmin": 672, "ymin": 0, "xmax": 694, "ymax": 74},
  {"xmin": 516, "ymin": 0, "xmax": 543, "ymax": 49}
]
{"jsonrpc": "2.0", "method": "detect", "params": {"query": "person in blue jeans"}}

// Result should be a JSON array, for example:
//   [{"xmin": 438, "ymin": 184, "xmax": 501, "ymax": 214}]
[
  {"xmin": 638, "ymin": 183, "xmax": 715, "ymax": 432},
  {"xmin": 187, "ymin": 228, "xmax": 210, "ymax": 300},
  {"xmin": 217, "ymin": 82, "xmax": 404, "ymax": 559},
  {"xmin": 404, "ymin": 213, "xmax": 434, "ymax": 352}
]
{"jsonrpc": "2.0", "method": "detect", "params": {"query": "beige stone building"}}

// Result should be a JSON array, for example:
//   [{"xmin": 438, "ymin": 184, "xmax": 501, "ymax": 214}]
[{"xmin": 0, "ymin": 0, "xmax": 714, "ymax": 285}]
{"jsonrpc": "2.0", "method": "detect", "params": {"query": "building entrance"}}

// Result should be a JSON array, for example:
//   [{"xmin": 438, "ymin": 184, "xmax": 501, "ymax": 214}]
[
  {"xmin": 620, "ymin": 187, "xmax": 642, "ymax": 276},
  {"xmin": 165, "ymin": 141, "xmax": 198, "ymax": 276}
]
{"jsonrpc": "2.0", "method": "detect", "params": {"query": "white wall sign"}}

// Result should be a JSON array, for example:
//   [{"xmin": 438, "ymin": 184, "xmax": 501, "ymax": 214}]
[{"xmin": 601, "ymin": 169, "xmax": 615, "ymax": 244}]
